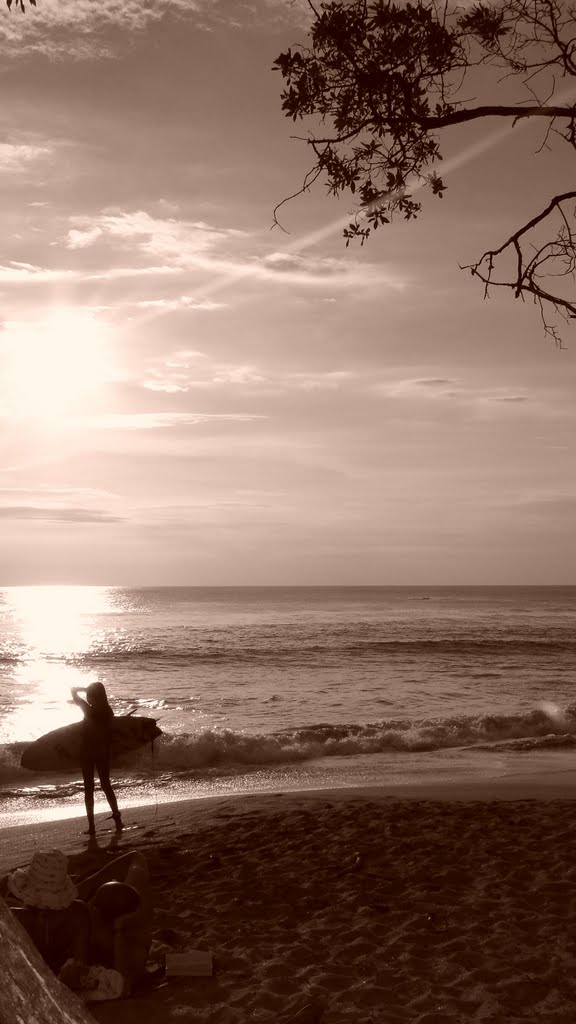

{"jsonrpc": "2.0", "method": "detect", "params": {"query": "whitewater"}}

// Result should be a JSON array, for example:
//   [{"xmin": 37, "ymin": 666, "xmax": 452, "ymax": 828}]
[{"xmin": 2, "ymin": 585, "xmax": 576, "ymax": 822}]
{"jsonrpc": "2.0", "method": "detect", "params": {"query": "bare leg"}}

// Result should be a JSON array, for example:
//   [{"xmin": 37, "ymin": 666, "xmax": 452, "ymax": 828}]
[
  {"xmin": 95, "ymin": 756, "xmax": 122, "ymax": 827},
  {"xmin": 81, "ymin": 760, "xmax": 96, "ymax": 835}
]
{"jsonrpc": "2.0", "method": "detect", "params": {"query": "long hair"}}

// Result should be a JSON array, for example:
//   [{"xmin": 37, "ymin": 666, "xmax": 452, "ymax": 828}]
[{"xmin": 85, "ymin": 681, "xmax": 110, "ymax": 710}]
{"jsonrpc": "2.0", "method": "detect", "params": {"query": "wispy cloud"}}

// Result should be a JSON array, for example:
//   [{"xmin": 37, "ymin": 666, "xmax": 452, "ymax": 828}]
[
  {"xmin": 0, "ymin": 0, "xmax": 312, "ymax": 59},
  {"xmin": 0, "ymin": 142, "xmax": 51, "ymax": 172},
  {"xmin": 261, "ymin": 0, "xmax": 313, "ymax": 28},
  {"xmin": 0, "ymin": 262, "xmax": 75, "ymax": 283},
  {"xmin": 490, "ymin": 395, "xmax": 529, "ymax": 404},
  {"xmin": 135, "ymin": 295, "xmax": 226, "ymax": 312},
  {"xmin": 64, "ymin": 210, "xmax": 404, "ymax": 292},
  {"xmin": 0, "ymin": 260, "xmax": 179, "ymax": 285},
  {"xmin": 281, "ymin": 370, "xmax": 356, "ymax": 391},
  {"xmin": 65, "ymin": 211, "xmax": 246, "ymax": 262},
  {"xmin": 411, "ymin": 378, "xmax": 457, "ymax": 388},
  {"xmin": 0, "ymin": 0, "xmax": 201, "ymax": 59},
  {"xmin": 257, "ymin": 251, "xmax": 403, "ymax": 289},
  {"xmin": 0, "ymin": 505, "xmax": 124, "ymax": 523},
  {"xmin": 380, "ymin": 378, "xmax": 460, "ymax": 399},
  {"xmin": 0, "ymin": 486, "xmax": 118, "ymax": 500},
  {"xmin": 144, "ymin": 357, "xmax": 267, "ymax": 392},
  {"xmin": 141, "ymin": 351, "xmax": 356, "ymax": 394},
  {"xmin": 74, "ymin": 411, "xmax": 266, "ymax": 431},
  {"xmin": 377, "ymin": 377, "xmax": 530, "ymax": 407}
]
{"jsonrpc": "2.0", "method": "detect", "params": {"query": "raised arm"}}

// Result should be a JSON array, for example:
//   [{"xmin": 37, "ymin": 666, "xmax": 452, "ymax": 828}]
[{"xmin": 70, "ymin": 687, "xmax": 90, "ymax": 713}]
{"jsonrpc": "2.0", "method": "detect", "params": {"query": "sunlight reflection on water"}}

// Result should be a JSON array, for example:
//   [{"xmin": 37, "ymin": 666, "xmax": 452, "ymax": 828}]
[
  {"xmin": 6, "ymin": 585, "xmax": 117, "ymax": 657},
  {"xmin": 1, "ymin": 586, "xmax": 121, "ymax": 740}
]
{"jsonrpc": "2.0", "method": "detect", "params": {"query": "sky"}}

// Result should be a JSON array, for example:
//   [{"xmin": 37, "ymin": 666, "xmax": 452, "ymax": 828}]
[{"xmin": 0, "ymin": 0, "xmax": 575, "ymax": 586}]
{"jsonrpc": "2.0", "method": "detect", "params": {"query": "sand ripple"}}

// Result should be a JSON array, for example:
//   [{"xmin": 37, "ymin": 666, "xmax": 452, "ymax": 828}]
[{"xmin": 7, "ymin": 792, "xmax": 576, "ymax": 1023}]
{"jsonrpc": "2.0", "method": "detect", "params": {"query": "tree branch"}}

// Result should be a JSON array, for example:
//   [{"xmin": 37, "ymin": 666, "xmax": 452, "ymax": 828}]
[
  {"xmin": 308, "ymin": 104, "xmax": 576, "ymax": 145},
  {"xmin": 475, "ymin": 191, "xmax": 576, "ymax": 258},
  {"xmin": 462, "ymin": 192, "xmax": 576, "ymax": 342},
  {"xmin": 422, "ymin": 102, "xmax": 576, "ymax": 128},
  {"xmin": 273, "ymin": 0, "xmax": 576, "ymax": 339}
]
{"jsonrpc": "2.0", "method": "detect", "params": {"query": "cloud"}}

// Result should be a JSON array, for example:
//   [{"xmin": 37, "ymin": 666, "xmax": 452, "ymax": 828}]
[
  {"xmin": 0, "ymin": 506, "xmax": 124, "ymax": 523},
  {"xmin": 493, "ymin": 492, "xmax": 576, "ymax": 518},
  {"xmin": 377, "ymin": 377, "xmax": 531, "ymax": 408},
  {"xmin": 64, "ymin": 210, "xmax": 404, "ymax": 291},
  {"xmin": 0, "ymin": 260, "xmax": 179, "ymax": 285},
  {"xmin": 0, "ymin": 486, "xmax": 117, "ymax": 500},
  {"xmin": 141, "ymin": 351, "xmax": 357, "ymax": 394},
  {"xmin": 0, "ymin": 263, "xmax": 75, "ymax": 283},
  {"xmin": 0, "ymin": 0, "xmax": 313, "ymax": 59},
  {"xmin": 475, "ymin": 390, "xmax": 530, "ymax": 407},
  {"xmin": 527, "ymin": 496, "xmax": 576, "ymax": 516},
  {"xmin": 0, "ymin": 0, "xmax": 202, "ymax": 59},
  {"xmin": 258, "ymin": 251, "xmax": 404, "ymax": 289},
  {"xmin": 143, "ymin": 351, "xmax": 268, "ymax": 392},
  {"xmin": 74, "ymin": 411, "xmax": 266, "ymax": 430},
  {"xmin": 65, "ymin": 211, "xmax": 247, "ymax": 263},
  {"xmin": 381, "ymin": 378, "xmax": 459, "ymax": 399},
  {"xmin": 89, "ymin": 266, "xmax": 179, "ymax": 281},
  {"xmin": 0, "ymin": 143, "xmax": 51, "ymax": 172},
  {"xmin": 490, "ymin": 395, "xmax": 529, "ymax": 403},
  {"xmin": 282, "ymin": 370, "xmax": 356, "ymax": 391},
  {"xmin": 261, "ymin": 0, "xmax": 313, "ymax": 28},
  {"xmin": 66, "ymin": 227, "xmax": 104, "ymax": 250},
  {"xmin": 135, "ymin": 295, "xmax": 226, "ymax": 312}
]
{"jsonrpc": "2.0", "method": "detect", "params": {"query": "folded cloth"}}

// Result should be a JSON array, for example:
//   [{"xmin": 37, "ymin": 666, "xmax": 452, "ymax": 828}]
[
  {"xmin": 84, "ymin": 965, "xmax": 125, "ymax": 1002},
  {"xmin": 59, "ymin": 959, "xmax": 124, "ymax": 1002}
]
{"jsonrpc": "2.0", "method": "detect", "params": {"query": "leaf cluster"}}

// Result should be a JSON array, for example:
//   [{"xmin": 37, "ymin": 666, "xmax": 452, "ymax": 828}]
[
  {"xmin": 273, "ymin": 0, "xmax": 576, "ymax": 339},
  {"xmin": 274, "ymin": 0, "xmax": 459, "ymax": 241},
  {"xmin": 5, "ymin": 0, "xmax": 36, "ymax": 10},
  {"xmin": 458, "ymin": 3, "xmax": 510, "ymax": 49}
]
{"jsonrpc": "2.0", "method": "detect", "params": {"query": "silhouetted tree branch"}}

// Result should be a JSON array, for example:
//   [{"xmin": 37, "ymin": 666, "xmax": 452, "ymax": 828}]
[
  {"xmin": 463, "ymin": 191, "xmax": 576, "ymax": 345},
  {"xmin": 5, "ymin": 0, "xmax": 36, "ymax": 11},
  {"xmin": 273, "ymin": 0, "xmax": 576, "ymax": 342}
]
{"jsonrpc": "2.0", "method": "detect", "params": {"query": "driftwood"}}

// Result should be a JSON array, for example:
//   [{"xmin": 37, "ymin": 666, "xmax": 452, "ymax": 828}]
[{"xmin": 0, "ymin": 896, "xmax": 93, "ymax": 1024}]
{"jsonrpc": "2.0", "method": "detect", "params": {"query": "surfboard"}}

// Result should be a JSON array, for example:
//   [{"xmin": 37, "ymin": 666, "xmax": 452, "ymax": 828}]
[{"xmin": 20, "ymin": 716, "xmax": 162, "ymax": 772}]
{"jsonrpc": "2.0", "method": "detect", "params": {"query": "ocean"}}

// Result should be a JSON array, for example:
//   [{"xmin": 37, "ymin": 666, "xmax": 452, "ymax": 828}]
[{"xmin": 2, "ymin": 585, "xmax": 576, "ymax": 825}]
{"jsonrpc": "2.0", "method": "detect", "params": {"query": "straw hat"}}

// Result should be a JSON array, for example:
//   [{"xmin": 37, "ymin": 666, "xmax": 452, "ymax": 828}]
[{"xmin": 8, "ymin": 849, "xmax": 78, "ymax": 910}]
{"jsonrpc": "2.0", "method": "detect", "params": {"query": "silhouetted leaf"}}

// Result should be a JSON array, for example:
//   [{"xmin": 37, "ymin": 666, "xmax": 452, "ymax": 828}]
[{"xmin": 274, "ymin": 0, "xmax": 576, "ymax": 338}]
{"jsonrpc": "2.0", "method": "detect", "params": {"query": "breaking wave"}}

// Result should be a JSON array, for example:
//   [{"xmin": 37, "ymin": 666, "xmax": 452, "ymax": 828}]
[{"xmin": 3, "ymin": 703, "xmax": 576, "ymax": 796}]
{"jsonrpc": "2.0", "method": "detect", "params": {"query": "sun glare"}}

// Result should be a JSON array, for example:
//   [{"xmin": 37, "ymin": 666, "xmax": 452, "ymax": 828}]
[
  {"xmin": 1, "ymin": 308, "xmax": 114, "ymax": 423},
  {"xmin": 7, "ymin": 584, "xmax": 115, "ymax": 657},
  {"xmin": 2, "ymin": 586, "xmax": 116, "ymax": 740}
]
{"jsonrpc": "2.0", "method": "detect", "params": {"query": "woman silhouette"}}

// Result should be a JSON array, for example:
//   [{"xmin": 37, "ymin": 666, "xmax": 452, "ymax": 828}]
[{"xmin": 71, "ymin": 682, "xmax": 123, "ymax": 835}]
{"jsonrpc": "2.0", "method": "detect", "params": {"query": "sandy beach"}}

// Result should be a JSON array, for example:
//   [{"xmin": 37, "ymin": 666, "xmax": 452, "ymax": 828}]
[{"xmin": 4, "ymin": 778, "xmax": 576, "ymax": 1024}]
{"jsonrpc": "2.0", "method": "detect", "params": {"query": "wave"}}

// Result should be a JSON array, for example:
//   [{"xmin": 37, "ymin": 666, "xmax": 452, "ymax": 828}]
[
  {"xmin": 3, "ymin": 636, "xmax": 576, "ymax": 669},
  {"xmin": 474, "ymin": 735, "xmax": 576, "ymax": 752},
  {"xmin": 3, "ymin": 704, "xmax": 576, "ymax": 792}
]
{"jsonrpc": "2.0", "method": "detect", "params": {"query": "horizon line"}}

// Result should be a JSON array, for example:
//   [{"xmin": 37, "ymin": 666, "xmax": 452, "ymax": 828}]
[{"xmin": 1, "ymin": 583, "xmax": 575, "ymax": 589}]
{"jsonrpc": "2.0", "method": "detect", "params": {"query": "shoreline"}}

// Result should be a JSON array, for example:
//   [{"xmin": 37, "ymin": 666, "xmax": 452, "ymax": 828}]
[{"xmin": 3, "ymin": 771, "xmax": 576, "ymax": 874}]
